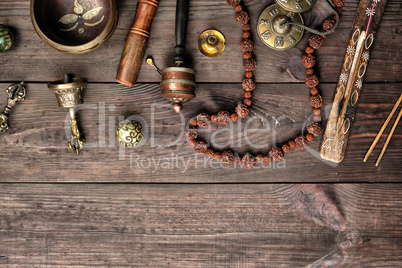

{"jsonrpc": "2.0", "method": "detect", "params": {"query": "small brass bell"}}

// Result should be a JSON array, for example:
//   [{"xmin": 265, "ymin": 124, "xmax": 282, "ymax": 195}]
[
  {"xmin": 48, "ymin": 74, "xmax": 86, "ymax": 155},
  {"xmin": 197, "ymin": 29, "xmax": 226, "ymax": 57}
]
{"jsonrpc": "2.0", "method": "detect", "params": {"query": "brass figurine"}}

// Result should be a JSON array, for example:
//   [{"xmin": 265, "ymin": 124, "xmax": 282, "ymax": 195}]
[
  {"xmin": 0, "ymin": 82, "xmax": 26, "ymax": 133},
  {"xmin": 198, "ymin": 29, "xmax": 226, "ymax": 57},
  {"xmin": 48, "ymin": 75, "xmax": 87, "ymax": 154}
]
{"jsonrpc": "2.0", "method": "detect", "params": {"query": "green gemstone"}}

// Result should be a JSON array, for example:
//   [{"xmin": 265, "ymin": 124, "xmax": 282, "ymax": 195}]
[
  {"xmin": 0, "ymin": 25, "xmax": 14, "ymax": 52},
  {"xmin": 116, "ymin": 119, "xmax": 144, "ymax": 147}
]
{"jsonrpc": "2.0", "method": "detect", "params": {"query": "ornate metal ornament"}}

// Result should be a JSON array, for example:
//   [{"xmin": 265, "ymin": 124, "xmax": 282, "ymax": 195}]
[
  {"xmin": 48, "ymin": 75, "xmax": 86, "ymax": 154},
  {"xmin": 257, "ymin": 4, "xmax": 304, "ymax": 51},
  {"xmin": 197, "ymin": 29, "xmax": 226, "ymax": 57},
  {"xmin": 0, "ymin": 25, "xmax": 14, "ymax": 52},
  {"xmin": 116, "ymin": 119, "xmax": 143, "ymax": 147},
  {"xmin": 0, "ymin": 82, "xmax": 26, "ymax": 133},
  {"xmin": 30, "ymin": 0, "xmax": 118, "ymax": 54},
  {"xmin": 276, "ymin": 0, "xmax": 317, "ymax": 13}
]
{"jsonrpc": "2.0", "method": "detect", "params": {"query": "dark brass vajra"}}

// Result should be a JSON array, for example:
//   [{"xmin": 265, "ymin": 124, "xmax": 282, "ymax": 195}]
[{"xmin": 0, "ymin": 82, "xmax": 26, "ymax": 133}]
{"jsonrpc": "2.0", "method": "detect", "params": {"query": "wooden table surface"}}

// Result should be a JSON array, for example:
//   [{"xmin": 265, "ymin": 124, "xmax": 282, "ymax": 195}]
[{"xmin": 0, "ymin": 0, "xmax": 401, "ymax": 267}]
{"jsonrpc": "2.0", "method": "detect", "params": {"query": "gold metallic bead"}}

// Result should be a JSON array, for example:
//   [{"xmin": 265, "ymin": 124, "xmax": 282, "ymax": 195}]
[
  {"xmin": 197, "ymin": 29, "xmax": 226, "ymax": 57},
  {"xmin": 116, "ymin": 119, "xmax": 143, "ymax": 147}
]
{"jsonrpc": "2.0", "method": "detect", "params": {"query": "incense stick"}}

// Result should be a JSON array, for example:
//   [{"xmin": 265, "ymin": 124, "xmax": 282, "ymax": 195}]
[
  {"xmin": 375, "ymin": 106, "xmax": 402, "ymax": 166},
  {"xmin": 363, "ymin": 93, "xmax": 402, "ymax": 162}
]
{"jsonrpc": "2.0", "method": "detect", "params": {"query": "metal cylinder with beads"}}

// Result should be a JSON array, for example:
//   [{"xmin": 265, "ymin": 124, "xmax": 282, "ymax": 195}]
[{"xmin": 147, "ymin": 0, "xmax": 196, "ymax": 113}]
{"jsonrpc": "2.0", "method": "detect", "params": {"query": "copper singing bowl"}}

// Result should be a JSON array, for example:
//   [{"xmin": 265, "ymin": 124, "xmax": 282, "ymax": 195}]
[{"xmin": 31, "ymin": 0, "xmax": 118, "ymax": 54}]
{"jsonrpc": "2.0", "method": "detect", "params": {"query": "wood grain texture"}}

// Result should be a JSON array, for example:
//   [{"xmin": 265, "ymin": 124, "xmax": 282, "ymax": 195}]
[
  {"xmin": 0, "ymin": 82, "xmax": 400, "ymax": 182},
  {"xmin": 0, "ymin": 184, "xmax": 401, "ymax": 267},
  {"xmin": 0, "ymin": 0, "xmax": 401, "ymax": 83}
]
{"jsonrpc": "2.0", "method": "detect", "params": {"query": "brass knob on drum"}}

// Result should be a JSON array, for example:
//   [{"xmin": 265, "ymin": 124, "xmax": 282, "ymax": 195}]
[{"xmin": 198, "ymin": 29, "xmax": 226, "ymax": 57}]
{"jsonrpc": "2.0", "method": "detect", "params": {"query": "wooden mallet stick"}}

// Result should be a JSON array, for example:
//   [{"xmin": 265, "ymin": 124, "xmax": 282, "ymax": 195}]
[
  {"xmin": 363, "ymin": 93, "xmax": 402, "ymax": 162},
  {"xmin": 375, "ymin": 105, "xmax": 402, "ymax": 166}
]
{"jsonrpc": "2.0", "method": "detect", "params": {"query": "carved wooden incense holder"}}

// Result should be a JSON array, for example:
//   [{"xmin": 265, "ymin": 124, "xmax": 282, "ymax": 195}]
[{"xmin": 321, "ymin": 0, "xmax": 388, "ymax": 163}]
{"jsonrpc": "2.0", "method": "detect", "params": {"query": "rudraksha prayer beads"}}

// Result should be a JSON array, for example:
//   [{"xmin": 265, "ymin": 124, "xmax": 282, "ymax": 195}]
[{"xmin": 183, "ymin": 0, "xmax": 343, "ymax": 169}]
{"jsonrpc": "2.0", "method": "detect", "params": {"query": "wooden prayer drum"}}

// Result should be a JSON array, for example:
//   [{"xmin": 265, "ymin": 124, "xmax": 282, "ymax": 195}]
[{"xmin": 160, "ymin": 67, "xmax": 196, "ymax": 112}]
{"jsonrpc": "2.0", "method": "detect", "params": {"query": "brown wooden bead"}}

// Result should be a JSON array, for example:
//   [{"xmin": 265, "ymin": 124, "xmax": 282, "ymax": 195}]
[
  {"xmin": 302, "ymin": 54, "xmax": 316, "ymax": 68},
  {"xmin": 236, "ymin": 104, "xmax": 250, "ymax": 118},
  {"xmin": 307, "ymin": 123, "xmax": 323, "ymax": 136},
  {"xmin": 211, "ymin": 115, "xmax": 218, "ymax": 123},
  {"xmin": 242, "ymin": 31, "xmax": 251, "ymax": 39},
  {"xmin": 243, "ymin": 58, "xmax": 257, "ymax": 71},
  {"xmin": 184, "ymin": 128, "xmax": 198, "ymax": 140},
  {"xmin": 310, "ymin": 87, "xmax": 319, "ymax": 95},
  {"xmin": 305, "ymin": 74, "xmax": 319, "ymax": 88},
  {"xmin": 194, "ymin": 141, "xmax": 207, "ymax": 154},
  {"xmin": 235, "ymin": 156, "xmax": 242, "ymax": 164},
  {"xmin": 218, "ymin": 111, "xmax": 230, "ymax": 124},
  {"xmin": 213, "ymin": 152, "xmax": 222, "ymax": 160},
  {"xmin": 234, "ymin": 4, "xmax": 242, "ymax": 12},
  {"xmin": 190, "ymin": 118, "xmax": 198, "ymax": 127},
  {"xmin": 244, "ymin": 98, "xmax": 252, "ymax": 106},
  {"xmin": 256, "ymin": 154, "xmax": 263, "ymax": 162},
  {"xmin": 263, "ymin": 155, "xmax": 272, "ymax": 164},
  {"xmin": 189, "ymin": 138, "xmax": 196, "ymax": 147},
  {"xmin": 242, "ymin": 154, "xmax": 256, "ymax": 169},
  {"xmin": 240, "ymin": 39, "xmax": 254, "ymax": 52},
  {"xmin": 226, "ymin": 0, "xmax": 241, "ymax": 7},
  {"xmin": 288, "ymin": 140, "xmax": 296, "ymax": 148},
  {"xmin": 244, "ymin": 91, "xmax": 252, "ymax": 99},
  {"xmin": 270, "ymin": 147, "xmax": 284, "ymax": 162},
  {"xmin": 222, "ymin": 150, "xmax": 235, "ymax": 166},
  {"xmin": 309, "ymin": 34, "xmax": 324, "ymax": 50},
  {"xmin": 332, "ymin": 0, "xmax": 345, "ymax": 8},
  {"xmin": 313, "ymin": 108, "xmax": 321, "ymax": 115},
  {"xmin": 206, "ymin": 149, "xmax": 214, "ymax": 157},
  {"xmin": 295, "ymin": 136, "xmax": 308, "ymax": 149},
  {"xmin": 313, "ymin": 115, "xmax": 322, "ymax": 122},
  {"xmin": 282, "ymin": 144, "xmax": 290, "ymax": 153},
  {"xmin": 230, "ymin": 113, "xmax": 238, "ymax": 122},
  {"xmin": 197, "ymin": 113, "xmax": 211, "ymax": 128},
  {"xmin": 306, "ymin": 68, "xmax": 314, "ymax": 75},
  {"xmin": 244, "ymin": 52, "xmax": 252, "ymax": 59},
  {"xmin": 235, "ymin": 11, "xmax": 249, "ymax": 25},
  {"xmin": 310, "ymin": 94, "xmax": 323, "ymax": 108},
  {"xmin": 306, "ymin": 133, "xmax": 314, "ymax": 142},
  {"xmin": 305, "ymin": 47, "xmax": 314, "ymax": 54},
  {"xmin": 246, "ymin": 71, "xmax": 253, "ymax": 78},
  {"xmin": 243, "ymin": 24, "xmax": 251, "ymax": 31},
  {"xmin": 242, "ymin": 78, "xmax": 256, "ymax": 91},
  {"xmin": 323, "ymin": 19, "xmax": 336, "ymax": 32}
]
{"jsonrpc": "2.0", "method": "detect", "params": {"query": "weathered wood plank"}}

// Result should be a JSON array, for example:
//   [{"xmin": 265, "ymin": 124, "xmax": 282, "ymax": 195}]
[
  {"xmin": 0, "ymin": 0, "xmax": 400, "ymax": 83},
  {"xmin": 0, "ymin": 82, "xmax": 400, "ymax": 182},
  {"xmin": 0, "ymin": 184, "xmax": 401, "ymax": 267}
]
